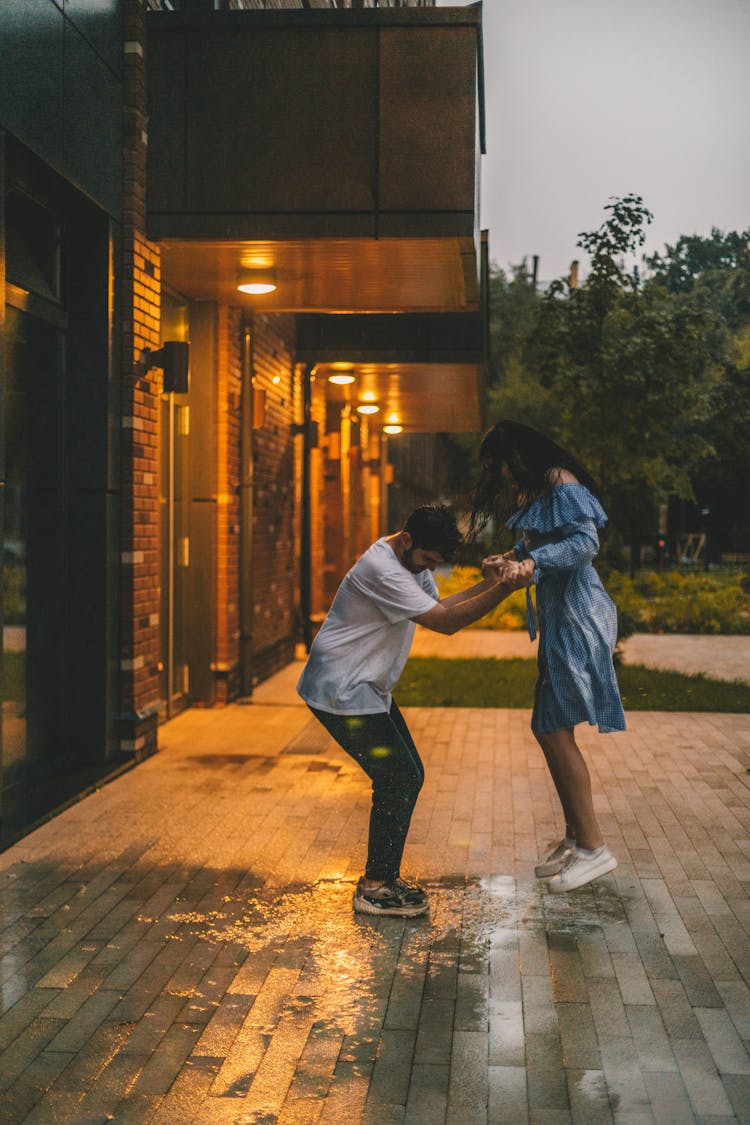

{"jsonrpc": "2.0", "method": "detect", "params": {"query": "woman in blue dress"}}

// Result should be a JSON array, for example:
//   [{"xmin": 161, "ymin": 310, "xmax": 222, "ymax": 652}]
[{"xmin": 470, "ymin": 421, "xmax": 625, "ymax": 893}]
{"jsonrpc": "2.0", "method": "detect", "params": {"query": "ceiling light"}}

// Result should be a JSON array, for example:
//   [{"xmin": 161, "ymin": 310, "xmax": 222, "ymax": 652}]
[
  {"xmin": 237, "ymin": 268, "xmax": 277, "ymax": 295},
  {"xmin": 383, "ymin": 424, "xmax": 403, "ymax": 435},
  {"xmin": 356, "ymin": 403, "xmax": 380, "ymax": 415},
  {"xmin": 328, "ymin": 370, "xmax": 355, "ymax": 385}
]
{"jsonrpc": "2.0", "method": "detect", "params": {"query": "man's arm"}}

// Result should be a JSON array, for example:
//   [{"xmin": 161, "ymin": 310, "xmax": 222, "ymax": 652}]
[
  {"xmin": 438, "ymin": 577, "xmax": 497, "ymax": 610},
  {"xmin": 437, "ymin": 556, "xmax": 518, "ymax": 609},
  {"xmin": 413, "ymin": 561, "xmax": 533, "ymax": 636}
]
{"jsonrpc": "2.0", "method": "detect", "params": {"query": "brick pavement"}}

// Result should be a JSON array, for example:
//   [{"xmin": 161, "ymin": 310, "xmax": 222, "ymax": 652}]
[
  {"xmin": 1, "ymin": 688, "xmax": 750, "ymax": 1122},
  {"xmin": 410, "ymin": 628, "xmax": 750, "ymax": 685}
]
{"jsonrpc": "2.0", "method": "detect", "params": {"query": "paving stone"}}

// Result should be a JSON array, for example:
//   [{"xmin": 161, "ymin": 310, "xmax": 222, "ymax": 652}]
[
  {"xmin": 556, "ymin": 1002, "xmax": 600, "ymax": 1071},
  {"xmin": 282, "ymin": 1026, "xmax": 344, "ymax": 1104},
  {"xmin": 609, "ymin": 950, "xmax": 656, "ymax": 1006},
  {"xmin": 455, "ymin": 970, "xmax": 489, "ymax": 1032},
  {"xmin": 694, "ymin": 1007, "xmax": 750, "ymax": 1075},
  {"xmin": 148, "ymin": 1054, "xmax": 219, "ymax": 1121},
  {"xmin": 488, "ymin": 998, "xmax": 524, "ymax": 1068},
  {"xmin": 521, "ymin": 974, "xmax": 558, "ymax": 1038},
  {"xmin": 488, "ymin": 1063, "xmax": 528, "ymax": 1124},
  {"xmin": 1, "ymin": 698, "xmax": 750, "ymax": 1122},
  {"xmin": 403, "ymin": 1062, "xmax": 449, "ymax": 1125},
  {"xmin": 652, "ymin": 977, "xmax": 704, "ymax": 1040},
  {"xmin": 448, "ymin": 1029, "xmax": 489, "ymax": 1108},
  {"xmin": 369, "ymin": 1028, "xmax": 415, "ymax": 1106},
  {"xmin": 586, "ymin": 978, "xmax": 630, "ymax": 1041},
  {"xmin": 673, "ymin": 952, "xmax": 727, "ymax": 1009},
  {"xmin": 414, "ymin": 997, "xmax": 455, "ymax": 1065},
  {"xmin": 638, "ymin": 1066, "xmax": 697, "ymax": 1120},
  {"xmin": 525, "ymin": 1031, "xmax": 568, "ymax": 1111},
  {"xmin": 673, "ymin": 1037, "xmax": 736, "ymax": 1117},
  {"xmin": 13, "ymin": 1088, "xmax": 86, "ymax": 1124},
  {"xmin": 722, "ymin": 1073, "xmax": 750, "ymax": 1121},
  {"xmin": 565, "ymin": 1068, "xmax": 613, "ymax": 1123},
  {"xmin": 240, "ymin": 1014, "xmax": 316, "ymax": 1116}
]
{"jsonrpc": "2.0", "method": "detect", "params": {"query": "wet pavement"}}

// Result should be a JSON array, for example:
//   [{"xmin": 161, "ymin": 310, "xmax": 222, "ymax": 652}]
[{"xmin": 1, "ymin": 653, "xmax": 750, "ymax": 1122}]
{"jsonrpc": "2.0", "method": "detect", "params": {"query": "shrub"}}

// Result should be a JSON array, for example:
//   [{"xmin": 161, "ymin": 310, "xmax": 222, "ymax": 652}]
[
  {"xmin": 606, "ymin": 568, "xmax": 750, "ymax": 634},
  {"xmin": 436, "ymin": 566, "xmax": 531, "ymax": 630},
  {"xmin": 439, "ymin": 565, "xmax": 750, "ymax": 635}
]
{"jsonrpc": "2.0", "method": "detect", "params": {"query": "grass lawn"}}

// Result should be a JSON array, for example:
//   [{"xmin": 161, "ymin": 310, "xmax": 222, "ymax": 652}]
[{"xmin": 397, "ymin": 657, "xmax": 750, "ymax": 712}]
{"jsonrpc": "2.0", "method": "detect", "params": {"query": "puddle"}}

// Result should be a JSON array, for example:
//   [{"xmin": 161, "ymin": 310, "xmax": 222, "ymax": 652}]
[{"xmin": 151, "ymin": 874, "xmax": 619, "ymax": 1033}]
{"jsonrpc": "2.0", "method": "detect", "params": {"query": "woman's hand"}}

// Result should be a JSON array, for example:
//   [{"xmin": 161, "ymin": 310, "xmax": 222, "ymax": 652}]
[{"xmin": 514, "ymin": 558, "xmax": 536, "ymax": 587}]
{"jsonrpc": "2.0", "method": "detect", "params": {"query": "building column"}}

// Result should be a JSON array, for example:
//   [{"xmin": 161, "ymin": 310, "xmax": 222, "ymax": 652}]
[{"xmin": 119, "ymin": 0, "xmax": 162, "ymax": 756}]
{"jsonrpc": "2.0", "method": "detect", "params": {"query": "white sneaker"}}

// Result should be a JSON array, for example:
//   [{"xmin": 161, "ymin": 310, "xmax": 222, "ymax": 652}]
[
  {"xmin": 534, "ymin": 837, "xmax": 576, "ymax": 878},
  {"xmin": 546, "ymin": 846, "xmax": 617, "ymax": 893}
]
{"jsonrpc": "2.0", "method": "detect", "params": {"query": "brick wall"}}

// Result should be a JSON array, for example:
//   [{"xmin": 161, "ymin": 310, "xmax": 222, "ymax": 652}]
[
  {"xmin": 310, "ymin": 376, "xmax": 327, "ymax": 619},
  {"xmin": 120, "ymin": 0, "xmax": 162, "ymax": 754},
  {"xmin": 214, "ymin": 305, "xmax": 243, "ymax": 703},
  {"xmin": 250, "ymin": 313, "xmax": 298, "ymax": 683}
]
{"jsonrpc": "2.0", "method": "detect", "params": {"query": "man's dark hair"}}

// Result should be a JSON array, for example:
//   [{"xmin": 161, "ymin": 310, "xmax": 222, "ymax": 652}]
[{"xmin": 403, "ymin": 505, "xmax": 463, "ymax": 562}]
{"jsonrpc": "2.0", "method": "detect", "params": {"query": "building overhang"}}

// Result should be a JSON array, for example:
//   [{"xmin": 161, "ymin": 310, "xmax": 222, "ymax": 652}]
[
  {"xmin": 147, "ymin": 5, "xmax": 484, "ymax": 314},
  {"xmin": 297, "ymin": 310, "xmax": 486, "ymax": 434}
]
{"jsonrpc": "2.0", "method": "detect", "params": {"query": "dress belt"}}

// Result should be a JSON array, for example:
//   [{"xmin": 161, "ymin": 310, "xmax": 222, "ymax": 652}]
[{"xmin": 525, "ymin": 586, "xmax": 537, "ymax": 642}]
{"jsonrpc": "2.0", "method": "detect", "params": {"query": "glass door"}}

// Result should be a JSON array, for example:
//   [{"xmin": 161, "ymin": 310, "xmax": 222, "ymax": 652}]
[{"xmin": 2, "ymin": 307, "xmax": 65, "ymax": 802}]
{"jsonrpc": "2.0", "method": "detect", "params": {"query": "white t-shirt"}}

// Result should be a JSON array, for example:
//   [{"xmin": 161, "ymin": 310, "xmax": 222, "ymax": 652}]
[{"xmin": 297, "ymin": 537, "xmax": 438, "ymax": 715}]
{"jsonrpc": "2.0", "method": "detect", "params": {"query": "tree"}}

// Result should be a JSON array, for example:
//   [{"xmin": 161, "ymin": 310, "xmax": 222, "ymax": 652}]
[
  {"xmin": 484, "ymin": 262, "xmax": 555, "ymax": 433},
  {"xmin": 647, "ymin": 228, "xmax": 750, "ymax": 554},
  {"xmin": 433, "ymin": 204, "xmax": 750, "ymax": 567},
  {"xmin": 439, "ymin": 262, "xmax": 554, "ymax": 520},
  {"xmin": 530, "ymin": 195, "xmax": 719, "ymax": 572}
]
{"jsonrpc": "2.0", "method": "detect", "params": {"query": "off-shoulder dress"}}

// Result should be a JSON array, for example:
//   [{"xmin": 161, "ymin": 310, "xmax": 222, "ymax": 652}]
[{"xmin": 507, "ymin": 483, "xmax": 626, "ymax": 734}]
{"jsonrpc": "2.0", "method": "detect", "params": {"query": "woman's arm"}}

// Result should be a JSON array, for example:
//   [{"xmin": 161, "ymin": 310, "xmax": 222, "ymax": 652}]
[{"xmin": 527, "ymin": 520, "xmax": 600, "ymax": 570}]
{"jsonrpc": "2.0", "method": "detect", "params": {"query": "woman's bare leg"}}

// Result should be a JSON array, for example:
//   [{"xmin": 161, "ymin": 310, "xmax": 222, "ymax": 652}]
[{"xmin": 533, "ymin": 728, "xmax": 604, "ymax": 851}]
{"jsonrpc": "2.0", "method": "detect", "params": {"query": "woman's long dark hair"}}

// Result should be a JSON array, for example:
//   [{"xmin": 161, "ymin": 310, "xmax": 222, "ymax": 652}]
[{"xmin": 468, "ymin": 420, "xmax": 600, "ymax": 537}]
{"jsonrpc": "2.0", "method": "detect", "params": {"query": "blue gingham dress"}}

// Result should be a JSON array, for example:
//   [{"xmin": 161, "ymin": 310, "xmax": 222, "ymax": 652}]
[{"xmin": 507, "ymin": 484, "xmax": 626, "ymax": 734}]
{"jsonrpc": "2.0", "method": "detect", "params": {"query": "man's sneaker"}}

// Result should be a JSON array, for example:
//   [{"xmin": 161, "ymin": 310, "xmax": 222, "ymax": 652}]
[
  {"xmin": 391, "ymin": 877, "xmax": 428, "ymax": 905},
  {"xmin": 353, "ymin": 878, "xmax": 429, "ymax": 917},
  {"xmin": 546, "ymin": 846, "xmax": 617, "ymax": 894},
  {"xmin": 534, "ymin": 837, "xmax": 576, "ymax": 878}
]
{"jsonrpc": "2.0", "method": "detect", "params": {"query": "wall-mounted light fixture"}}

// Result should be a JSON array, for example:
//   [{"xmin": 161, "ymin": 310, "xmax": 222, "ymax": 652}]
[
  {"xmin": 237, "ymin": 268, "xmax": 277, "ymax": 295},
  {"xmin": 139, "ymin": 341, "xmax": 190, "ymax": 393}
]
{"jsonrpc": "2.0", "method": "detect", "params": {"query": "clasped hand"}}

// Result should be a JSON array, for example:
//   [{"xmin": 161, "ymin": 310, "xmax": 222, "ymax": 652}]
[{"xmin": 481, "ymin": 554, "xmax": 535, "ymax": 589}]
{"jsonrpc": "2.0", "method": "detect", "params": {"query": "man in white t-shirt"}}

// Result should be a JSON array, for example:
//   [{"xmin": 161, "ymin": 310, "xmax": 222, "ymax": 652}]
[{"xmin": 297, "ymin": 505, "xmax": 533, "ymax": 918}]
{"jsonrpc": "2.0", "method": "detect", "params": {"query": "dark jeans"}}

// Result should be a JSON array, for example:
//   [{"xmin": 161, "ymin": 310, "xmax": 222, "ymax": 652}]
[{"xmin": 309, "ymin": 701, "xmax": 424, "ymax": 884}]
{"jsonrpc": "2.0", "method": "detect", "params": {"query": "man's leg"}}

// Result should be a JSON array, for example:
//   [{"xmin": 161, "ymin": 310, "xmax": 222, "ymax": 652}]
[{"xmin": 309, "ymin": 703, "xmax": 424, "ymax": 891}]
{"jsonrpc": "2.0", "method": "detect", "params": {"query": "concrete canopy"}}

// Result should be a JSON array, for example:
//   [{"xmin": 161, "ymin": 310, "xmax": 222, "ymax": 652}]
[{"xmin": 147, "ymin": 5, "xmax": 486, "ymax": 433}]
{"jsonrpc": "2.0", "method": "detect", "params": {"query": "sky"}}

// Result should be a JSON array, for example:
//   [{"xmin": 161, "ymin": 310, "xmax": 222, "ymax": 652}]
[{"xmin": 438, "ymin": 0, "xmax": 750, "ymax": 284}]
